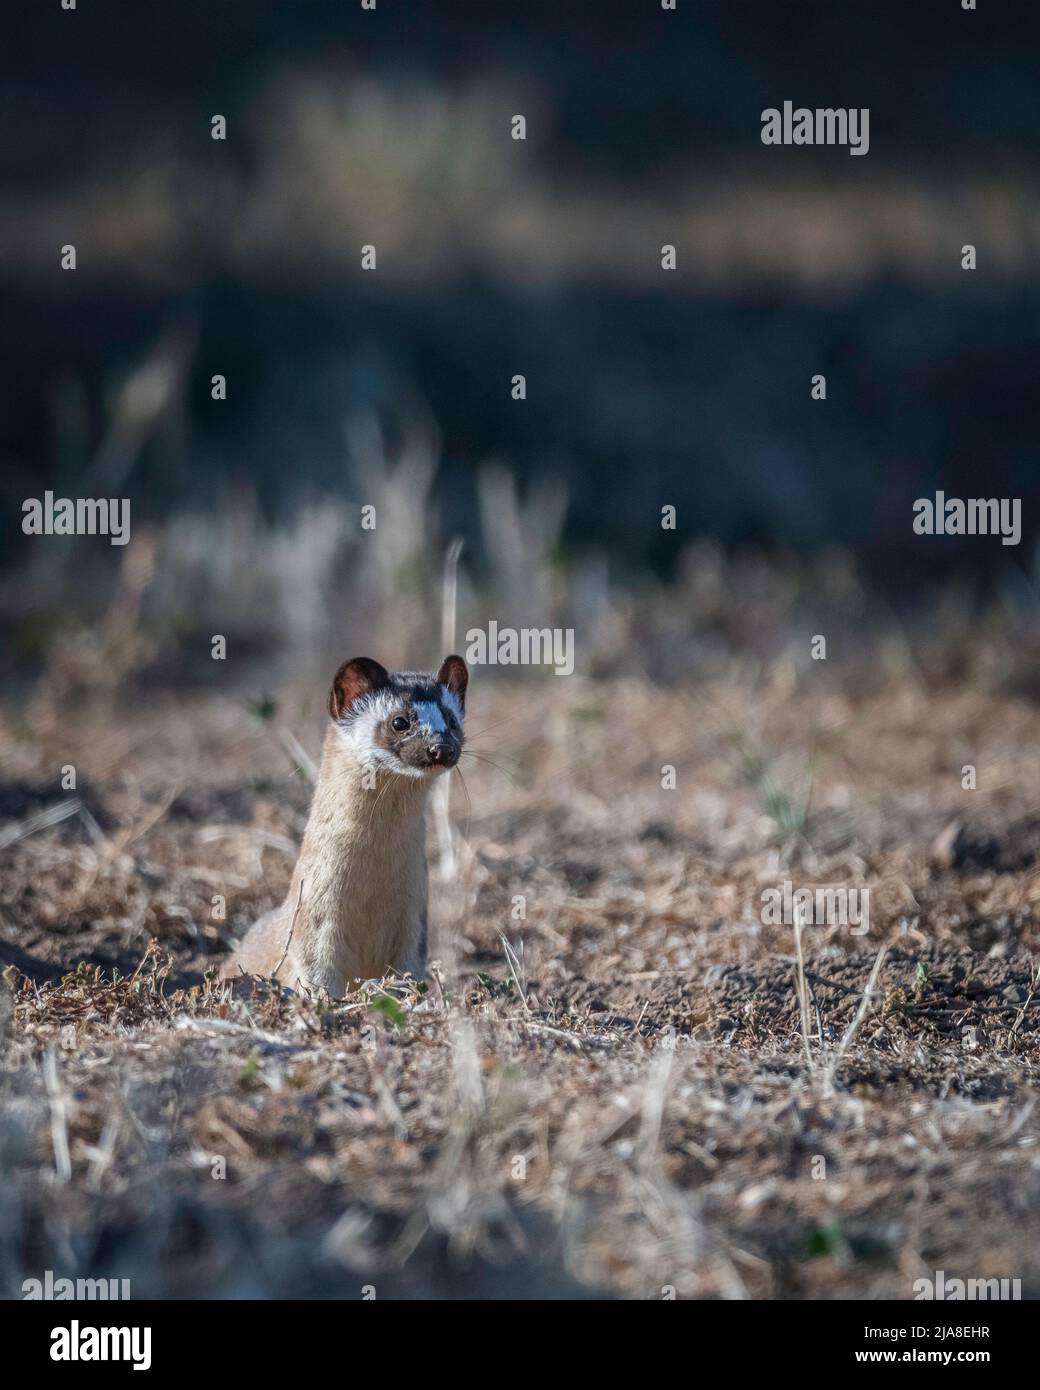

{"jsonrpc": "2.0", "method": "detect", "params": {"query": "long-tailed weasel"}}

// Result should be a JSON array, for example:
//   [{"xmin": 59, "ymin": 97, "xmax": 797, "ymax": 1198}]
[{"xmin": 222, "ymin": 654, "xmax": 467, "ymax": 996}]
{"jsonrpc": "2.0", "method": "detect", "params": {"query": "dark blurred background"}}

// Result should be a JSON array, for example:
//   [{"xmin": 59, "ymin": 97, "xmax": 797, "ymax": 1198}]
[{"xmin": 2, "ymin": 0, "xmax": 1039, "ymax": 673}]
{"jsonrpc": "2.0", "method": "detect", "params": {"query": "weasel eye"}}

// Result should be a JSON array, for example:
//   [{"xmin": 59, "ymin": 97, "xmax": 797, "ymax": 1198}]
[{"xmin": 391, "ymin": 715, "xmax": 410, "ymax": 733}]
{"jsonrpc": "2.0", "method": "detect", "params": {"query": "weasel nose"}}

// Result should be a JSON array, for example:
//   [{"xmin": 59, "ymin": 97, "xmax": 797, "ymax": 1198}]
[{"xmin": 427, "ymin": 740, "xmax": 456, "ymax": 766}]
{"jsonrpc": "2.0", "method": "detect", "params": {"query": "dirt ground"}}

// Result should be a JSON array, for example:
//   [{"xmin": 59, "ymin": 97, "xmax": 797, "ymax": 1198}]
[{"xmin": 2, "ymin": 662, "xmax": 1039, "ymax": 1299}]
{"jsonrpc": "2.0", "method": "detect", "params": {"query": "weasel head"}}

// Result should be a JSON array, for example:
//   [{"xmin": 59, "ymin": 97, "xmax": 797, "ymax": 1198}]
[{"xmin": 328, "ymin": 654, "xmax": 468, "ymax": 780}]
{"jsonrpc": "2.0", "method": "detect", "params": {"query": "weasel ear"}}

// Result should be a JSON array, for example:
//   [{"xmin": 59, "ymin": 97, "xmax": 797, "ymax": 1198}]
[
  {"xmin": 437, "ymin": 654, "xmax": 468, "ymax": 712},
  {"xmin": 329, "ymin": 657, "xmax": 391, "ymax": 719}
]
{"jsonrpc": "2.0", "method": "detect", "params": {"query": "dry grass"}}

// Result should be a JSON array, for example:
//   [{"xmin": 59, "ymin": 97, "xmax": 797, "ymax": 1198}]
[{"xmin": 2, "ymin": 641, "xmax": 1040, "ymax": 1299}]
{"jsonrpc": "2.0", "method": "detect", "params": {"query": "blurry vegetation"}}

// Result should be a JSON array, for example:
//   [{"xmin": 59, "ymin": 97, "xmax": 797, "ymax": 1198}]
[{"xmin": 2, "ymin": 2, "xmax": 1039, "ymax": 611}]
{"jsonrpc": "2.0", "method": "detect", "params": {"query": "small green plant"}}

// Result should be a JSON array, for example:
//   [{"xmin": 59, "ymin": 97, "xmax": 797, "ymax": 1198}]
[
  {"xmin": 736, "ymin": 738, "xmax": 813, "ymax": 844},
  {"xmin": 368, "ymin": 994, "xmax": 405, "ymax": 1028},
  {"xmin": 239, "ymin": 1052, "xmax": 261, "ymax": 1084},
  {"xmin": 476, "ymin": 972, "xmax": 515, "ymax": 999},
  {"xmin": 570, "ymin": 705, "xmax": 605, "ymax": 723},
  {"xmin": 805, "ymin": 1222, "xmax": 850, "ymax": 1260},
  {"xmin": 804, "ymin": 1221, "xmax": 897, "ymax": 1265},
  {"xmin": 248, "ymin": 695, "xmax": 278, "ymax": 723}
]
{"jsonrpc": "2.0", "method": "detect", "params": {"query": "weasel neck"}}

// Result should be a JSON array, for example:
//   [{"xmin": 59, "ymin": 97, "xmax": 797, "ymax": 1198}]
[{"xmin": 299, "ymin": 726, "xmax": 431, "ymax": 858}]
